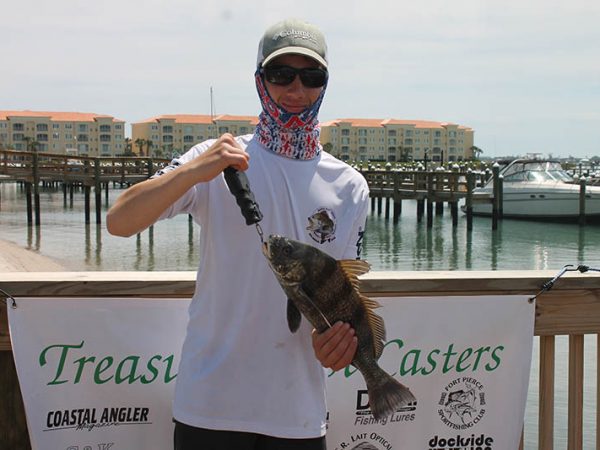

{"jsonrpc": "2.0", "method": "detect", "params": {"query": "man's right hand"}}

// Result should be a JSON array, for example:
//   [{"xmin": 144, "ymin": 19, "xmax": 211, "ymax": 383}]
[
  {"xmin": 107, "ymin": 133, "xmax": 249, "ymax": 237},
  {"xmin": 187, "ymin": 133, "xmax": 249, "ymax": 183}
]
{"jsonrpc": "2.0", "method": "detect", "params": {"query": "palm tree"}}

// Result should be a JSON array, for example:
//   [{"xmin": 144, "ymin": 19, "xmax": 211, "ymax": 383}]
[
  {"xmin": 146, "ymin": 139, "xmax": 154, "ymax": 157},
  {"xmin": 134, "ymin": 138, "xmax": 146, "ymax": 156},
  {"xmin": 470, "ymin": 145, "xmax": 483, "ymax": 160},
  {"xmin": 124, "ymin": 137, "xmax": 133, "ymax": 155},
  {"xmin": 23, "ymin": 136, "xmax": 40, "ymax": 152}
]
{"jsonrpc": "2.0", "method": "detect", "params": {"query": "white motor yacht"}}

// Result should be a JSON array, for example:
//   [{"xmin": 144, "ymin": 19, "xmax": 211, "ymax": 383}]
[{"xmin": 465, "ymin": 159, "xmax": 600, "ymax": 221}]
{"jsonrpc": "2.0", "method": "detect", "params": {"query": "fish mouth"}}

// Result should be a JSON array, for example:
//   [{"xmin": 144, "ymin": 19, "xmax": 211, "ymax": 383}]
[{"xmin": 262, "ymin": 241, "xmax": 271, "ymax": 259}]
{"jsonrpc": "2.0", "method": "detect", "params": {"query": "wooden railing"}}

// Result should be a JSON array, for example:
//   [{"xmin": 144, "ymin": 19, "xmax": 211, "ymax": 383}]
[
  {"xmin": 1, "ymin": 270, "xmax": 599, "ymax": 449},
  {"xmin": 0, "ymin": 149, "xmax": 170, "ymax": 184}
]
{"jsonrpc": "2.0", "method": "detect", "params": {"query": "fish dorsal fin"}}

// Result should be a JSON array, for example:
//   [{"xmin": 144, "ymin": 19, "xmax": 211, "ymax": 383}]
[
  {"xmin": 337, "ymin": 260, "xmax": 386, "ymax": 359},
  {"xmin": 338, "ymin": 259, "xmax": 371, "ymax": 290},
  {"xmin": 361, "ymin": 294, "xmax": 386, "ymax": 359}
]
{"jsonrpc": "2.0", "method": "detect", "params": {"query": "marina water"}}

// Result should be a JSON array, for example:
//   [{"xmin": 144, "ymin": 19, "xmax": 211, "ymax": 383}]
[{"xmin": 0, "ymin": 182, "xmax": 598, "ymax": 448}]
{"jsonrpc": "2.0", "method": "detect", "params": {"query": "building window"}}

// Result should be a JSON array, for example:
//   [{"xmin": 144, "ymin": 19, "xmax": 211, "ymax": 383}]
[
  {"xmin": 183, "ymin": 135, "xmax": 194, "ymax": 143},
  {"xmin": 12, "ymin": 133, "xmax": 24, "ymax": 141},
  {"xmin": 99, "ymin": 125, "xmax": 111, "ymax": 132},
  {"xmin": 115, "ymin": 124, "xmax": 122, "ymax": 130},
  {"xmin": 162, "ymin": 126, "xmax": 173, "ymax": 133},
  {"xmin": 65, "ymin": 123, "xmax": 72, "ymax": 129},
  {"xmin": 404, "ymin": 138, "xmax": 413, "ymax": 145},
  {"xmin": 37, "ymin": 134, "xmax": 48, "ymax": 142},
  {"xmin": 183, "ymin": 126, "xmax": 193, "ymax": 134},
  {"xmin": 163, "ymin": 135, "xmax": 173, "ymax": 143},
  {"xmin": 99, "ymin": 134, "xmax": 111, "ymax": 142},
  {"xmin": 77, "ymin": 134, "xmax": 89, "ymax": 142},
  {"xmin": 101, "ymin": 144, "xmax": 110, "ymax": 155},
  {"xmin": 218, "ymin": 126, "xmax": 229, "ymax": 134},
  {"xmin": 388, "ymin": 130, "xmax": 396, "ymax": 136},
  {"xmin": 13, "ymin": 123, "xmax": 24, "ymax": 131},
  {"xmin": 53, "ymin": 133, "xmax": 60, "ymax": 139},
  {"xmin": 78, "ymin": 124, "xmax": 88, "ymax": 132},
  {"xmin": 53, "ymin": 123, "xmax": 60, "ymax": 129},
  {"xmin": 65, "ymin": 134, "xmax": 72, "ymax": 140},
  {"xmin": 36, "ymin": 124, "xmax": 48, "ymax": 131},
  {"xmin": 358, "ymin": 129, "xmax": 367, "ymax": 136},
  {"xmin": 78, "ymin": 144, "xmax": 89, "ymax": 153},
  {"xmin": 341, "ymin": 129, "xmax": 350, "ymax": 136},
  {"xmin": 358, "ymin": 137, "xmax": 367, "ymax": 145},
  {"xmin": 405, "ymin": 129, "xmax": 413, "ymax": 137},
  {"xmin": 435, "ymin": 130, "xmax": 441, "ymax": 137},
  {"xmin": 151, "ymin": 125, "xmax": 158, "ymax": 130},
  {"xmin": 240, "ymin": 127, "xmax": 248, "ymax": 134},
  {"xmin": 359, "ymin": 146, "xmax": 367, "ymax": 154}
]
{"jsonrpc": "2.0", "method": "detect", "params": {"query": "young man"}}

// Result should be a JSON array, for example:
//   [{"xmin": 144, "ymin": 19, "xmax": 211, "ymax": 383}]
[{"xmin": 107, "ymin": 18, "xmax": 369, "ymax": 450}]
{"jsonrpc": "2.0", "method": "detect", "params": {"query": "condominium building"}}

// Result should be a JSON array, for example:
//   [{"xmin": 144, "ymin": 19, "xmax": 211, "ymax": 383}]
[
  {"xmin": 320, "ymin": 118, "xmax": 474, "ymax": 163},
  {"xmin": 0, "ymin": 110, "xmax": 126, "ymax": 156},
  {"xmin": 131, "ymin": 114, "xmax": 259, "ymax": 157}
]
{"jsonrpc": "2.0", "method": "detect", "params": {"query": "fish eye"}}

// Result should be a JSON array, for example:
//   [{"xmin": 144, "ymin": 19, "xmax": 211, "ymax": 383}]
[{"xmin": 282, "ymin": 245, "xmax": 292, "ymax": 256}]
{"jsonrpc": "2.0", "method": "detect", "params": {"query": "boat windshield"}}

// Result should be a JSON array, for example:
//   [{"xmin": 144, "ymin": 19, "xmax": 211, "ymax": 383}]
[{"xmin": 501, "ymin": 161, "xmax": 574, "ymax": 183}]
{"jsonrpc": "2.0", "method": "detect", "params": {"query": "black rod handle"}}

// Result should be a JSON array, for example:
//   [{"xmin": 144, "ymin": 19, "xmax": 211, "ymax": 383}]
[{"xmin": 223, "ymin": 167, "xmax": 263, "ymax": 226}]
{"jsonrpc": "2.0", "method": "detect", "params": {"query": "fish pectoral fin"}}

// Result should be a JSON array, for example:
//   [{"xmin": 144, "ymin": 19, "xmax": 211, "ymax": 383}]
[{"xmin": 287, "ymin": 298, "xmax": 302, "ymax": 333}]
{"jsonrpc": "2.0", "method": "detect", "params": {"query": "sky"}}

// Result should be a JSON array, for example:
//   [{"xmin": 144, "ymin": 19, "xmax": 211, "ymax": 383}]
[{"xmin": 2, "ymin": 0, "xmax": 599, "ymax": 158}]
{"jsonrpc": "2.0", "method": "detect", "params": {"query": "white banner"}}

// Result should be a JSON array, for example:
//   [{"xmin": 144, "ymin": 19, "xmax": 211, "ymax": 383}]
[
  {"xmin": 8, "ymin": 297, "xmax": 190, "ymax": 450},
  {"xmin": 8, "ymin": 295, "xmax": 534, "ymax": 450},
  {"xmin": 325, "ymin": 295, "xmax": 535, "ymax": 450}
]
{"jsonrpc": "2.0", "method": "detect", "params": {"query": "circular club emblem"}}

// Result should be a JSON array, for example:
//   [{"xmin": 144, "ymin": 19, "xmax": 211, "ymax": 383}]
[
  {"xmin": 437, "ymin": 377, "xmax": 486, "ymax": 430},
  {"xmin": 306, "ymin": 208, "xmax": 336, "ymax": 244}
]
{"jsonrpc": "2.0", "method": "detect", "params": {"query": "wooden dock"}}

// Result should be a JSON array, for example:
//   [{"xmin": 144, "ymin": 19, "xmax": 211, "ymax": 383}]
[
  {"xmin": 359, "ymin": 166, "xmax": 499, "ymax": 229},
  {"xmin": 0, "ymin": 150, "xmax": 169, "ymax": 226},
  {"xmin": 1, "ymin": 150, "xmax": 506, "ymax": 229}
]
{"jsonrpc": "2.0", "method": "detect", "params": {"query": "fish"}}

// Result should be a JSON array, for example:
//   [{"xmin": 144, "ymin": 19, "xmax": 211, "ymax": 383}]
[{"xmin": 262, "ymin": 234, "xmax": 416, "ymax": 420}]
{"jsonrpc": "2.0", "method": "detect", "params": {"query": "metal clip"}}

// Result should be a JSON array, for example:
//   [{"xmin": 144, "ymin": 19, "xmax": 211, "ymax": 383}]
[{"xmin": 0, "ymin": 287, "xmax": 17, "ymax": 309}]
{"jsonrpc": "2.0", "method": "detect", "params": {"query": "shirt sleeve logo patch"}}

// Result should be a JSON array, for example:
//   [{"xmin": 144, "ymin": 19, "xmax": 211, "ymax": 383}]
[{"xmin": 306, "ymin": 208, "xmax": 336, "ymax": 244}]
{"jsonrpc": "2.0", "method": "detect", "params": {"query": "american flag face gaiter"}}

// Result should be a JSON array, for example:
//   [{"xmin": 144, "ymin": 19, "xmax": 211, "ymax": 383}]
[{"xmin": 254, "ymin": 70, "xmax": 327, "ymax": 160}]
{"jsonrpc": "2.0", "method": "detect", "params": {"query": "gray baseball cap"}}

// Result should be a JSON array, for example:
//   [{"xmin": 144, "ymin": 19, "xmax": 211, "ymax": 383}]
[{"xmin": 257, "ymin": 19, "xmax": 328, "ymax": 68}]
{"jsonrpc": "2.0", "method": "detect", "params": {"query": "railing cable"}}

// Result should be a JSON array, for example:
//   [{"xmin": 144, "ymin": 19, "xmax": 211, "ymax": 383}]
[{"xmin": 530, "ymin": 264, "xmax": 600, "ymax": 302}]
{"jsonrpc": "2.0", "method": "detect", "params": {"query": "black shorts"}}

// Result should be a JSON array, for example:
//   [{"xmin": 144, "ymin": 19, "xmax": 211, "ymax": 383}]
[{"xmin": 174, "ymin": 421, "xmax": 326, "ymax": 450}]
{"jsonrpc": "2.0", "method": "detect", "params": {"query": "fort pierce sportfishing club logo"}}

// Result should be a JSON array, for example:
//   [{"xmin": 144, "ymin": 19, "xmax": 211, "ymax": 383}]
[{"xmin": 437, "ymin": 377, "xmax": 486, "ymax": 430}]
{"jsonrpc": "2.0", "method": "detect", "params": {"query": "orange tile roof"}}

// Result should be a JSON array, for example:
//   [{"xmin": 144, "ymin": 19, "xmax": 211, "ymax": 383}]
[
  {"xmin": 214, "ymin": 115, "xmax": 259, "ymax": 125},
  {"xmin": 0, "ymin": 110, "xmax": 124, "ymax": 122},
  {"xmin": 323, "ymin": 118, "xmax": 472, "ymax": 130},
  {"xmin": 136, "ymin": 114, "xmax": 259, "ymax": 126}
]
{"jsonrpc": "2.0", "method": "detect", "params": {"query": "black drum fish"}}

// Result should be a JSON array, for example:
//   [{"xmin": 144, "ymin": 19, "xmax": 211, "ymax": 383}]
[{"xmin": 263, "ymin": 234, "xmax": 416, "ymax": 419}]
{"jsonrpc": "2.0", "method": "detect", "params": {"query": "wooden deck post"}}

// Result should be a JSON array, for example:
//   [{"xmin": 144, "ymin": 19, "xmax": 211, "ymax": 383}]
[
  {"xmin": 578, "ymin": 177, "xmax": 586, "ymax": 226},
  {"xmin": 94, "ymin": 158, "xmax": 101, "ymax": 224},
  {"xmin": 492, "ymin": 164, "xmax": 500, "ymax": 230},
  {"xmin": 32, "ymin": 152, "xmax": 40, "ymax": 226},
  {"xmin": 25, "ymin": 182, "xmax": 33, "ymax": 226},
  {"xmin": 465, "ymin": 172, "xmax": 474, "ymax": 231}
]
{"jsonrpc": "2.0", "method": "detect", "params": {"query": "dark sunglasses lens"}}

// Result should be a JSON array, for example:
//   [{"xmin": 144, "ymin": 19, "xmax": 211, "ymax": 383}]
[
  {"xmin": 264, "ymin": 66, "xmax": 327, "ymax": 88},
  {"xmin": 299, "ymin": 68, "xmax": 327, "ymax": 88},
  {"xmin": 264, "ymin": 67, "xmax": 296, "ymax": 85}
]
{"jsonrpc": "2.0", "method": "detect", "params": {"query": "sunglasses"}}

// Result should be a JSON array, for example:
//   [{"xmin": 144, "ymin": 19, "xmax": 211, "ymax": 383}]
[{"xmin": 261, "ymin": 65, "xmax": 328, "ymax": 88}]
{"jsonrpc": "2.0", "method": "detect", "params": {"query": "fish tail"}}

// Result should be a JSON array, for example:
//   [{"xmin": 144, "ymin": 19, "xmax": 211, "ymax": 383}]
[{"xmin": 365, "ymin": 365, "xmax": 416, "ymax": 420}]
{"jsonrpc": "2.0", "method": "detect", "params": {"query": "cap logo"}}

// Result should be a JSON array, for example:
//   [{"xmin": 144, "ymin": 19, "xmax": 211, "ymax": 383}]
[{"xmin": 272, "ymin": 29, "xmax": 318, "ymax": 44}]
